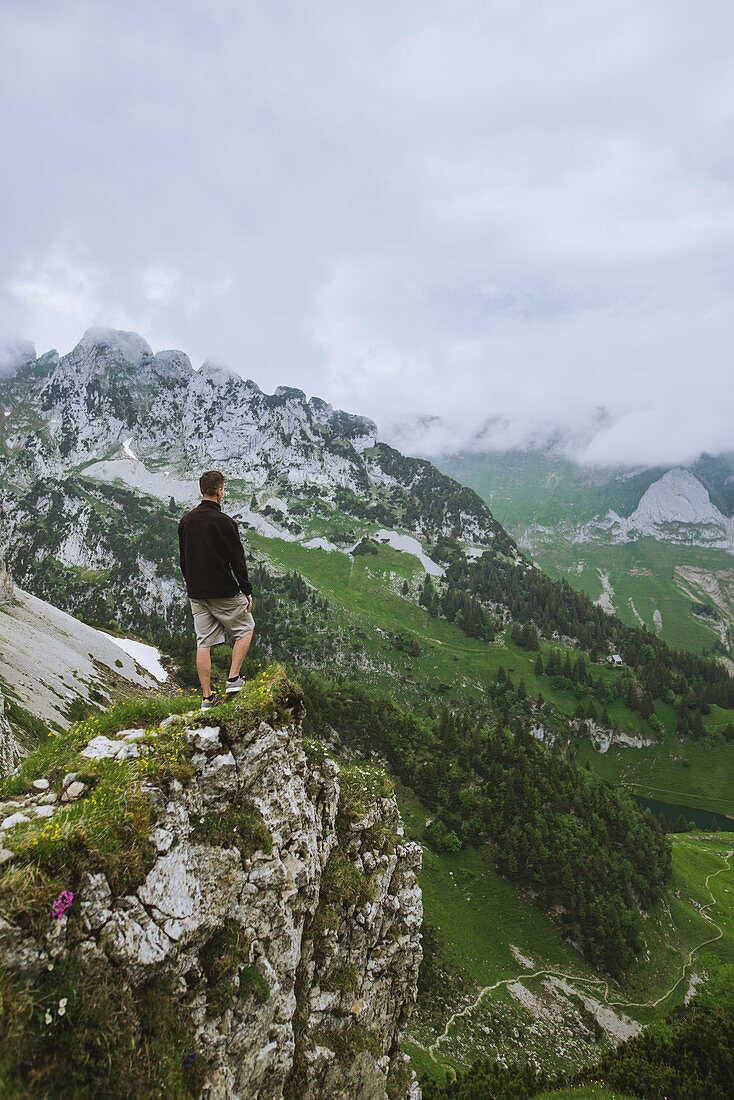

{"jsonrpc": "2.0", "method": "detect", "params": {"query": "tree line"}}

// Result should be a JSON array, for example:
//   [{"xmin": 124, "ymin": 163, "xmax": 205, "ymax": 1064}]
[
  {"xmin": 418, "ymin": 551, "xmax": 734, "ymax": 724},
  {"xmin": 301, "ymin": 673, "xmax": 671, "ymax": 978}
]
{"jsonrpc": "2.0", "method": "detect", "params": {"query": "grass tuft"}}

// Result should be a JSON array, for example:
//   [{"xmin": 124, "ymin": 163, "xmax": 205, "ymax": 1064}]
[{"xmin": 191, "ymin": 805, "xmax": 272, "ymax": 860}]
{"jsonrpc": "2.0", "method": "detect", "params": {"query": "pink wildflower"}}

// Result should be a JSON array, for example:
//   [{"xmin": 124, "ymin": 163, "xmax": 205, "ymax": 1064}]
[{"xmin": 51, "ymin": 890, "xmax": 74, "ymax": 920}]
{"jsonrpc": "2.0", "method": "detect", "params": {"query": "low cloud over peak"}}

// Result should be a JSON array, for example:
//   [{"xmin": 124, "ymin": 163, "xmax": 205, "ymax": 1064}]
[{"xmin": 1, "ymin": 1, "xmax": 732, "ymax": 466}]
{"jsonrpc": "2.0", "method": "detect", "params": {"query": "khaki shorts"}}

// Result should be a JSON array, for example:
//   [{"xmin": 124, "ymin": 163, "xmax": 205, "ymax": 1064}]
[{"xmin": 189, "ymin": 594, "xmax": 255, "ymax": 648}]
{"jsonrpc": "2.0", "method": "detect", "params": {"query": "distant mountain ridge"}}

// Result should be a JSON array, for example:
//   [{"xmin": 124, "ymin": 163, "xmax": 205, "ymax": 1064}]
[
  {"xmin": 522, "ymin": 467, "xmax": 734, "ymax": 554},
  {"xmin": 436, "ymin": 448, "xmax": 734, "ymax": 656},
  {"xmin": 1, "ymin": 328, "xmax": 505, "ymax": 547},
  {"xmin": 0, "ymin": 329, "xmax": 515, "ymax": 643}
]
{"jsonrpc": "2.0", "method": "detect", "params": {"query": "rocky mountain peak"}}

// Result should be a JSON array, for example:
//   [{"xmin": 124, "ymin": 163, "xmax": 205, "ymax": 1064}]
[
  {"xmin": 630, "ymin": 468, "xmax": 725, "ymax": 528},
  {"xmin": 0, "ymin": 328, "xmax": 508, "ymax": 635},
  {"xmin": 274, "ymin": 384, "xmax": 307, "ymax": 401},
  {"xmin": 77, "ymin": 327, "xmax": 155, "ymax": 366},
  {"xmin": 1, "ymin": 329, "xmax": 387, "ymax": 494},
  {"xmin": 152, "ymin": 348, "xmax": 194, "ymax": 380}
]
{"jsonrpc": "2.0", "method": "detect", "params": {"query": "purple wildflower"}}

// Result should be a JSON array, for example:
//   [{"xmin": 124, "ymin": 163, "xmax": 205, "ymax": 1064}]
[{"xmin": 51, "ymin": 890, "xmax": 74, "ymax": 920}]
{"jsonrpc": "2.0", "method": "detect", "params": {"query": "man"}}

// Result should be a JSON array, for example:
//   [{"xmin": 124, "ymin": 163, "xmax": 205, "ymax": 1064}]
[{"xmin": 178, "ymin": 470, "xmax": 255, "ymax": 709}]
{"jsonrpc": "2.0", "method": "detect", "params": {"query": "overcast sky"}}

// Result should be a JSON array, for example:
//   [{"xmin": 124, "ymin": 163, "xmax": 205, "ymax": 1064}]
[{"xmin": 2, "ymin": 0, "xmax": 734, "ymax": 465}]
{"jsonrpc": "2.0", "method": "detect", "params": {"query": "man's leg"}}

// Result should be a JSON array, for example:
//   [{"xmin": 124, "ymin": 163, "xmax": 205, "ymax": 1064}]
[
  {"xmin": 229, "ymin": 630, "xmax": 253, "ymax": 679},
  {"xmin": 196, "ymin": 647, "xmax": 212, "ymax": 697}
]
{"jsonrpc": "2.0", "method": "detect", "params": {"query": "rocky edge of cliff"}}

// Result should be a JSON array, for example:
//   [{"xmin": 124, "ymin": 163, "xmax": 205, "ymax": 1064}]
[{"xmin": 0, "ymin": 666, "xmax": 423, "ymax": 1099}]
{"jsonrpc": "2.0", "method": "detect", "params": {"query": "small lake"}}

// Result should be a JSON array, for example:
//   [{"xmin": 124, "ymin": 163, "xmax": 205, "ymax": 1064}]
[{"xmin": 634, "ymin": 795, "xmax": 734, "ymax": 833}]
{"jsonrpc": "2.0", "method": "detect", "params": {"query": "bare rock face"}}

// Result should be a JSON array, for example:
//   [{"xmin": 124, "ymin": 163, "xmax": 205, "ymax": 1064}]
[
  {"xmin": 0, "ymin": 686, "xmax": 24, "ymax": 776},
  {"xmin": 0, "ymin": 563, "xmax": 25, "ymax": 774},
  {"xmin": 0, "ymin": 700, "xmax": 422, "ymax": 1099},
  {"xmin": 0, "ymin": 559, "xmax": 13, "ymax": 603},
  {"xmin": 290, "ymin": 768, "xmax": 423, "ymax": 1100}
]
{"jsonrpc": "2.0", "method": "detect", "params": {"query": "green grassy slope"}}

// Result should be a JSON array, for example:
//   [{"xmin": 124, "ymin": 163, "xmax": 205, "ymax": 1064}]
[
  {"xmin": 575, "ymin": 728, "xmax": 734, "ymax": 818},
  {"xmin": 399, "ymin": 770, "xmax": 734, "ymax": 1081},
  {"xmin": 436, "ymin": 451, "xmax": 661, "ymax": 528},
  {"xmin": 248, "ymin": 533, "xmax": 696, "ymax": 743},
  {"xmin": 537, "ymin": 540, "xmax": 733, "ymax": 655}
]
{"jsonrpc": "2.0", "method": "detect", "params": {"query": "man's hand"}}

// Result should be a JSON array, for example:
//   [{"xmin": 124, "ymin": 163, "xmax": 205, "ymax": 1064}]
[{"xmin": 247, "ymin": 595, "xmax": 253, "ymax": 612}]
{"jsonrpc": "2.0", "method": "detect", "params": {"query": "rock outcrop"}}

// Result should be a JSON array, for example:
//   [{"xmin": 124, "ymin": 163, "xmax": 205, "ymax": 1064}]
[
  {"xmin": 581, "ymin": 469, "xmax": 734, "ymax": 549},
  {"xmin": 0, "ymin": 584, "xmax": 164, "ymax": 736},
  {"xmin": 0, "ymin": 564, "xmax": 24, "ymax": 774},
  {"xmin": 0, "ymin": 559, "xmax": 13, "ymax": 603},
  {"xmin": 0, "ymin": 328, "xmax": 510, "ymax": 644},
  {"xmin": 0, "ymin": 687, "xmax": 21, "ymax": 776},
  {"xmin": 517, "ymin": 469, "xmax": 734, "ymax": 554},
  {"xmin": 0, "ymin": 671, "xmax": 423, "ymax": 1099}
]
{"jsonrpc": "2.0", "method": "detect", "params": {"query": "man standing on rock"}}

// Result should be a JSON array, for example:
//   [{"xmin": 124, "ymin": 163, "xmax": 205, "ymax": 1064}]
[{"xmin": 178, "ymin": 470, "xmax": 255, "ymax": 710}]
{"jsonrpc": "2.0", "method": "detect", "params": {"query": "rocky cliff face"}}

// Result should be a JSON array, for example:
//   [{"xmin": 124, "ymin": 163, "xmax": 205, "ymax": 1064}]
[
  {"xmin": 0, "ymin": 689, "xmax": 19, "ymax": 776},
  {"xmin": 0, "ymin": 670, "xmax": 423, "ymax": 1099},
  {"xmin": 577, "ymin": 469, "xmax": 734, "ymax": 550},
  {"xmin": 0, "ymin": 328, "xmax": 511, "ymax": 654},
  {"xmin": 0, "ymin": 328, "xmax": 502, "ymax": 545},
  {"xmin": 0, "ymin": 562, "xmax": 22, "ymax": 774},
  {"xmin": 0, "ymin": 559, "xmax": 13, "ymax": 603}
]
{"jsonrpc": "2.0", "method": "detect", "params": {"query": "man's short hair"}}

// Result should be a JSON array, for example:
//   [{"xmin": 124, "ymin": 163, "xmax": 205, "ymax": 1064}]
[{"xmin": 199, "ymin": 470, "xmax": 225, "ymax": 496}]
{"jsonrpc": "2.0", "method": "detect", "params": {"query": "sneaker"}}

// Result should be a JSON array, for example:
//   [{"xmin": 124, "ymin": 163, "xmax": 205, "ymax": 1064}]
[
  {"xmin": 200, "ymin": 696, "xmax": 218, "ymax": 711},
  {"xmin": 225, "ymin": 676, "xmax": 244, "ymax": 694}
]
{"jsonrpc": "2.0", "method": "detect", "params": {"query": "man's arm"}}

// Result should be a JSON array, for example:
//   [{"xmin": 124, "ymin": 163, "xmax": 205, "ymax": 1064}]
[
  {"xmin": 177, "ymin": 519, "xmax": 187, "ymax": 581},
  {"xmin": 225, "ymin": 518, "xmax": 253, "ymax": 596}
]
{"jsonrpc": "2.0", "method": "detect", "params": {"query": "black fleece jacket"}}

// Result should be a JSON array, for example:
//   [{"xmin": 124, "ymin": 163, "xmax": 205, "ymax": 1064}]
[{"xmin": 177, "ymin": 500, "xmax": 253, "ymax": 599}]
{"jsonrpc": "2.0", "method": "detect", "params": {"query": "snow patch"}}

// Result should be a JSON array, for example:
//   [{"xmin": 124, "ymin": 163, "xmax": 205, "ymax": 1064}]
[
  {"xmin": 243, "ymin": 511, "xmax": 297, "ymax": 541},
  {"xmin": 373, "ymin": 529, "xmax": 444, "ymax": 576},
  {"xmin": 84, "ymin": 458, "xmax": 198, "ymax": 504},
  {"xmin": 122, "ymin": 437, "xmax": 137, "ymax": 461},
  {"xmin": 100, "ymin": 633, "xmax": 168, "ymax": 682}
]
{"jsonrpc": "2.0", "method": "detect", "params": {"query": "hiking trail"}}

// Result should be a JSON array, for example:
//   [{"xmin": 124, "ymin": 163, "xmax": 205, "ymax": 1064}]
[{"xmin": 427, "ymin": 841, "xmax": 733, "ymax": 1063}]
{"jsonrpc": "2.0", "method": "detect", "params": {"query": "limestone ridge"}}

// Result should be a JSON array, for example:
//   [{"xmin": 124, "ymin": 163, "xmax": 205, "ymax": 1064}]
[
  {"xmin": 0, "ymin": 690, "xmax": 18, "ymax": 777},
  {"xmin": 0, "ymin": 559, "xmax": 13, "ymax": 603},
  {"xmin": 0, "ymin": 674, "xmax": 423, "ymax": 1099},
  {"xmin": 580, "ymin": 469, "xmax": 734, "ymax": 550},
  {"xmin": 0, "ymin": 327, "xmax": 503, "ymax": 545},
  {"xmin": 0, "ymin": 580, "xmax": 168, "ymax": 782},
  {"xmin": 0, "ymin": 328, "xmax": 510, "ymax": 641},
  {"xmin": 0, "ymin": 584, "xmax": 167, "ymax": 730}
]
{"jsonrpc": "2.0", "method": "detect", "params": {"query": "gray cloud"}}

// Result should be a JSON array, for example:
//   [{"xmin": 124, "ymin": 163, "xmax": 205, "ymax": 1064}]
[{"xmin": 1, "ymin": 0, "xmax": 733, "ymax": 464}]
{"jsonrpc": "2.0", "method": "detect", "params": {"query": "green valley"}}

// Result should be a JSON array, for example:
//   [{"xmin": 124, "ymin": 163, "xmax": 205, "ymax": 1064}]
[
  {"xmin": 436, "ymin": 450, "xmax": 734, "ymax": 659},
  {"xmin": 406, "ymin": 813, "xmax": 734, "ymax": 1085}
]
